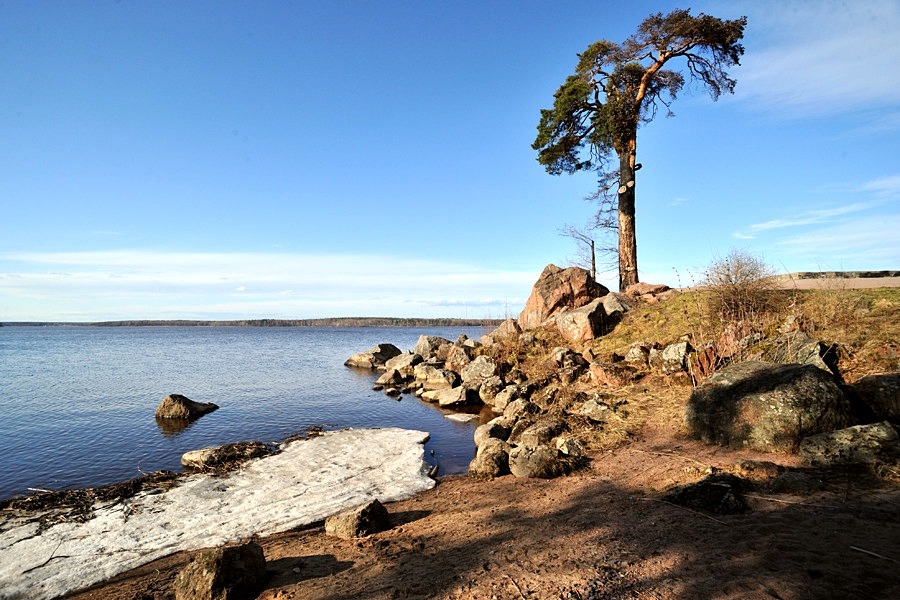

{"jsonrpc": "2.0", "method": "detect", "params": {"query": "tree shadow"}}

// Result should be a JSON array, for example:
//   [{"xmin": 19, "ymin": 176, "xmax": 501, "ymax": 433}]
[
  {"xmin": 266, "ymin": 554, "xmax": 354, "ymax": 587},
  {"xmin": 304, "ymin": 464, "xmax": 900, "ymax": 600}
]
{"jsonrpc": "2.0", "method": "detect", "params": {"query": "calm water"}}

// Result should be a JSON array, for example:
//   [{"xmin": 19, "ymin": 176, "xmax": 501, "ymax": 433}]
[{"xmin": 0, "ymin": 325, "xmax": 489, "ymax": 500}]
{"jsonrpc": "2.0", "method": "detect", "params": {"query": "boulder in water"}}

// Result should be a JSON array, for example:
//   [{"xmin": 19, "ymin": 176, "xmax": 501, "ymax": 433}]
[{"xmin": 155, "ymin": 394, "xmax": 218, "ymax": 420}]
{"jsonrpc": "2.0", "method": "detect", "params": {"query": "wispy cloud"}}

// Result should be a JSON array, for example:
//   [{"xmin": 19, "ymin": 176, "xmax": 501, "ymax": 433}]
[
  {"xmin": 734, "ymin": 201, "xmax": 881, "ymax": 239},
  {"xmin": 774, "ymin": 215, "xmax": 900, "ymax": 267},
  {"xmin": 737, "ymin": 0, "xmax": 900, "ymax": 117},
  {"xmin": 0, "ymin": 251, "xmax": 536, "ymax": 321}
]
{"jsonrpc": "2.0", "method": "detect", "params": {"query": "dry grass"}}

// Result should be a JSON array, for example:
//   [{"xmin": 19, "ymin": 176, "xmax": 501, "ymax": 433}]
[{"xmin": 584, "ymin": 287, "xmax": 898, "ymax": 380}]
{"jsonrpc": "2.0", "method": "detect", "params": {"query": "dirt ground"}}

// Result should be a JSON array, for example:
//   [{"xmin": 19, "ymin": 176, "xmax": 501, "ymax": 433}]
[{"xmin": 64, "ymin": 418, "xmax": 900, "ymax": 600}]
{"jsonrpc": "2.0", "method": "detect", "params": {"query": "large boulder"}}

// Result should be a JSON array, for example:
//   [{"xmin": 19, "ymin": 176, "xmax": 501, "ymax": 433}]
[
  {"xmin": 554, "ymin": 298, "xmax": 608, "ymax": 345},
  {"xmin": 324, "ymin": 499, "xmax": 391, "ymax": 539},
  {"xmin": 468, "ymin": 438, "xmax": 511, "ymax": 479},
  {"xmin": 508, "ymin": 445, "xmax": 567, "ymax": 479},
  {"xmin": 685, "ymin": 361, "xmax": 855, "ymax": 453},
  {"xmin": 849, "ymin": 373, "xmax": 900, "ymax": 423},
  {"xmin": 517, "ymin": 264, "xmax": 609, "ymax": 330},
  {"xmin": 155, "ymin": 394, "xmax": 218, "ymax": 420},
  {"xmin": 516, "ymin": 418, "xmax": 568, "ymax": 448},
  {"xmin": 344, "ymin": 344, "xmax": 402, "ymax": 369},
  {"xmin": 173, "ymin": 541, "xmax": 266, "ymax": 600},
  {"xmin": 799, "ymin": 422, "xmax": 900, "ymax": 466}
]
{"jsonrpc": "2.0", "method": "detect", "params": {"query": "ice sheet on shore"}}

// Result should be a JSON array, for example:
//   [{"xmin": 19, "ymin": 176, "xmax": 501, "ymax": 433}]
[{"xmin": 0, "ymin": 428, "xmax": 435, "ymax": 600}]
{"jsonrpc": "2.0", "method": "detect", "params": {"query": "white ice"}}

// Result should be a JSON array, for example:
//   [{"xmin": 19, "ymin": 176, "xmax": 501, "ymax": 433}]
[{"xmin": 0, "ymin": 428, "xmax": 435, "ymax": 600}]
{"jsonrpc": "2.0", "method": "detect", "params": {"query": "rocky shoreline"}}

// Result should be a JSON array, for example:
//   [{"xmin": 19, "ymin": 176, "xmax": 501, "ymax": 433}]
[{"xmin": 3, "ymin": 263, "xmax": 898, "ymax": 599}]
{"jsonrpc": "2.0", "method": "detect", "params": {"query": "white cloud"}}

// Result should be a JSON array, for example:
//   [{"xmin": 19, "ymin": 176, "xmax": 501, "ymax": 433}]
[
  {"xmin": 737, "ymin": 0, "xmax": 900, "ymax": 116},
  {"xmin": 0, "ymin": 251, "xmax": 536, "ymax": 321},
  {"xmin": 774, "ymin": 214, "xmax": 900, "ymax": 267}
]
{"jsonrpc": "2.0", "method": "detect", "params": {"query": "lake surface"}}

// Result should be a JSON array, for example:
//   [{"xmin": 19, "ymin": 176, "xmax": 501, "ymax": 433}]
[{"xmin": 0, "ymin": 325, "xmax": 490, "ymax": 500}]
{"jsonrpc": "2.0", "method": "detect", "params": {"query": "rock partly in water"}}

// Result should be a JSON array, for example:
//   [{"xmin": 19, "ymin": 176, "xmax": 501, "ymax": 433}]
[
  {"xmin": 413, "ymin": 364, "xmax": 461, "ymax": 391},
  {"xmin": 685, "ymin": 361, "xmax": 854, "ymax": 453},
  {"xmin": 173, "ymin": 541, "xmax": 267, "ymax": 600},
  {"xmin": 517, "ymin": 264, "xmax": 608, "ymax": 330},
  {"xmin": 344, "ymin": 344, "xmax": 402, "ymax": 369},
  {"xmin": 420, "ymin": 386, "xmax": 479, "ymax": 407},
  {"xmin": 384, "ymin": 352, "xmax": 424, "ymax": 376},
  {"xmin": 324, "ymin": 499, "xmax": 391, "ymax": 539},
  {"xmin": 155, "ymin": 394, "xmax": 219, "ymax": 420},
  {"xmin": 181, "ymin": 441, "xmax": 277, "ymax": 472}
]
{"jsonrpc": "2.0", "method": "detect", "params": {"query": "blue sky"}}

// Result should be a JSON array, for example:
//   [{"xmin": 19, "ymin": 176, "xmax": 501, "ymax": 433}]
[{"xmin": 2, "ymin": 0, "xmax": 898, "ymax": 321}]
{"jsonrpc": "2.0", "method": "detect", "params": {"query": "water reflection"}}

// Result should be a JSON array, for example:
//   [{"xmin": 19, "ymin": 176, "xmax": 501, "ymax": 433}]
[{"xmin": 154, "ymin": 417, "xmax": 194, "ymax": 437}]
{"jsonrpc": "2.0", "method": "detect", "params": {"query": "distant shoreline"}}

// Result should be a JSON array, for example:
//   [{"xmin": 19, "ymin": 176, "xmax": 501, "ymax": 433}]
[{"xmin": 1, "ymin": 317, "xmax": 506, "ymax": 328}]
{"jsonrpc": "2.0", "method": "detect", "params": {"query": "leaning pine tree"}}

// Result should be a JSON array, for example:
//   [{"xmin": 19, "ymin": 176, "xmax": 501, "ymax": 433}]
[{"xmin": 533, "ymin": 9, "xmax": 746, "ymax": 290}]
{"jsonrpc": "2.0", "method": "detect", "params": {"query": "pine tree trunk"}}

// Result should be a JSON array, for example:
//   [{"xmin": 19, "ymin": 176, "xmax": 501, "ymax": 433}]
[{"xmin": 617, "ymin": 138, "xmax": 639, "ymax": 291}]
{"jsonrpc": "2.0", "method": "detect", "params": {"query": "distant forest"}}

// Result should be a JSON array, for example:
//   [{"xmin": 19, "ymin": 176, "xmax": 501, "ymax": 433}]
[{"xmin": 3, "ymin": 318, "xmax": 505, "ymax": 328}]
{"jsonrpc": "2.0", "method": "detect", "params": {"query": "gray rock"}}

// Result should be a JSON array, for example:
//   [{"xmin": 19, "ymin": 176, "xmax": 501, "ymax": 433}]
[
  {"xmin": 580, "ymin": 397, "xmax": 611, "ymax": 422},
  {"xmin": 375, "ymin": 368, "xmax": 406, "ymax": 387},
  {"xmin": 173, "ymin": 541, "xmax": 266, "ymax": 600},
  {"xmin": 603, "ymin": 292, "xmax": 636, "ymax": 316},
  {"xmin": 491, "ymin": 385, "xmax": 520, "ymax": 413},
  {"xmin": 413, "ymin": 335, "xmax": 451, "ymax": 361},
  {"xmin": 517, "ymin": 418, "xmax": 568, "ymax": 448},
  {"xmin": 850, "ymin": 373, "xmax": 900, "ymax": 423},
  {"xmin": 661, "ymin": 342, "xmax": 692, "ymax": 375},
  {"xmin": 344, "ymin": 344, "xmax": 402, "ymax": 369},
  {"xmin": 503, "ymin": 398, "xmax": 541, "ymax": 420},
  {"xmin": 474, "ymin": 417, "xmax": 512, "ymax": 447},
  {"xmin": 468, "ymin": 438, "xmax": 510, "ymax": 479},
  {"xmin": 556, "ymin": 436, "xmax": 585, "ymax": 457},
  {"xmin": 460, "ymin": 356, "xmax": 498, "ymax": 384},
  {"xmin": 554, "ymin": 298, "xmax": 607, "ymax": 345},
  {"xmin": 413, "ymin": 364, "xmax": 461, "ymax": 391},
  {"xmin": 685, "ymin": 361, "xmax": 854, "ymax": 453},
  {"xmin": 547, "ymin": 346, "xmax": 589, "ymax": 370},
  {"xmin": 481, "ymin": 318, "xmax": 521, "ymax": 346},
  {"xmin": 384, "ymin": 352, "xmax": 423, "ymax": 375},
  {"xmin": 421, "ymin": 386, "xmax": 479, "ymax": 407},
  {"xmin": 763, "ymin": 332, "xmax": 838, "ymax": 376},
  {"xmin": 155, "ymin": 394, "xmax": 219, "ymax": 420},
  {"xmin": 325, "ymin": 499, "xmax": 391, "ymax": 539},
  {"xmin": 799, "ymin": 422, "xmax": 900, "ymax": 466},
  {"xmin": 478, "ymin": 375, "xmax": 505, "ymax": 404},
  {"xmin": 624, "ymin": 344, "xmax": 650, "ymax": 365},
  {"xmin": 508, "ymin": 444, "xmax": 566, "ymax": 479}
]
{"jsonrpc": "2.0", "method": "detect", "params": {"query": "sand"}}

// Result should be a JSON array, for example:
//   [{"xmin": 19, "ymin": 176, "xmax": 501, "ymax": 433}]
[{"xmin": 60, "ymin": 422, "xmax": 900, "ymax": 600}]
